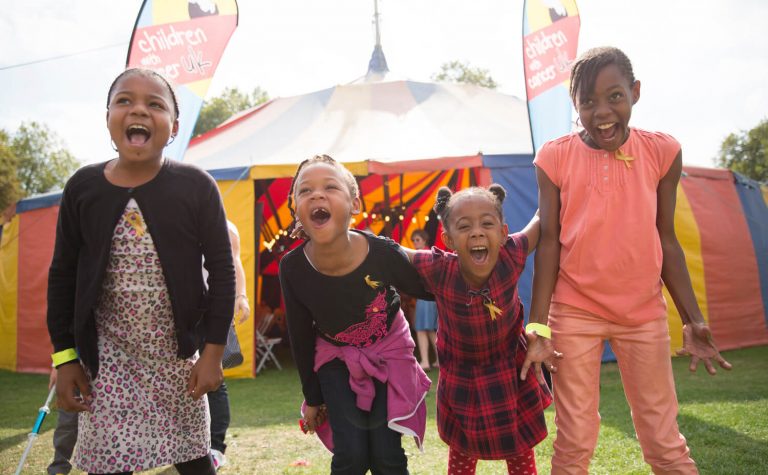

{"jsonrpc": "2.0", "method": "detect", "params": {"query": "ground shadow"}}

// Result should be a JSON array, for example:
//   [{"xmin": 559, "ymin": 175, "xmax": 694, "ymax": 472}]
[
  {"xmin": 0, "ymin": 431, "xmax": 34, "ymax": 453},
  {"xmin": 593, "ymin": 354, "xmax": 768, "ymax": 474},
  {"xmin": 677, "ymin": 413, "xmax": 768, "ymax": 474}
]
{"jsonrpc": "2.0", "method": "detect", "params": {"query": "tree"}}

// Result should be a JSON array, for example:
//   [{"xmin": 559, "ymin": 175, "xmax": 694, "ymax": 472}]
[
  {"xmin": 431, "ymin": 60, "xmax": 498, "ymax": 89},
  {"xmin": 716, "ymin": 118, "xmax": 768, "ymax": 182},
  {"xmin": 0, "ymin": 130, "xmax": 22, "ymax": 211},
  {"xmin": 193, "ymin": 86, "xmax": 269, "ymax": 137},
  {"xmin": 12, "ymin": 121, "xmax": 80, "ymax": 197}
]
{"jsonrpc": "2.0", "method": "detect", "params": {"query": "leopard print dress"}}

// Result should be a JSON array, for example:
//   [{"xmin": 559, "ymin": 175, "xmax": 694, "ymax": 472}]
[{"xmin": 74, "ymin": 199, "xmax": 210, "ymax": 473}]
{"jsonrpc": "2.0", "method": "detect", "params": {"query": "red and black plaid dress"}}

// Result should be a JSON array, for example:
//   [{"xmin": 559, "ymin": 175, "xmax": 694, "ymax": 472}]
[{"xmin": 412, "ymin": 233, "xmax": 552, "ymax": 459}]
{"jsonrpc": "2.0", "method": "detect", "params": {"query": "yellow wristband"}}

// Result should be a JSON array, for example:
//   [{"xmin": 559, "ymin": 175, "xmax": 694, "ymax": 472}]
[
  {"xmin": 525, "ymin": 322, "xmax": 552, "ymax": 340},
  {"xmin": 51, "ymin": 348, "xmax": 78, "ymax": 367}
]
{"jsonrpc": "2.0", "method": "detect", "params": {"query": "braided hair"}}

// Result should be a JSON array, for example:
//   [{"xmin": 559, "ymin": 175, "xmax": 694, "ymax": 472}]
[
  {"xmin": 107, "ymin": 68, "xmax": 180, "ymax": 120},
  {"xmin": 569, "ymin": 46, "xmax": 635, "ymax": 107},
  {"xmin": 433, "ymin": 184, "xmax": 506, "ymax": 230},
  {"xmin": 286, "ymin": 154, "xmax": 360, "ymax": 239}
]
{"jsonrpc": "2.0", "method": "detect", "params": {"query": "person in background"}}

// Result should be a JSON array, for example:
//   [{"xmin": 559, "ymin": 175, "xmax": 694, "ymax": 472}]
[
  {"xmin": 208, "ymin": 220, "xmax": 251, "ymax": 470},
  {"xmin": 47, "ymin": 367, "xmax": 77, "ymax": 475},
  {"xmin": 410, "ymin": 229, "xmax": 440, "ymax": 371}
]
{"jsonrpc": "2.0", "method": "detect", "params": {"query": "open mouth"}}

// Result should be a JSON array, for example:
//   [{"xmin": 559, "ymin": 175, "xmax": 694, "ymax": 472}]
[
  {"xmin": 596, "ymin": 122, "xmax": 618, "ymax": 141},
  {"xmin": 126, "ymin": 124, "xmax": 151, "ymax": 146},
  {"xmin": 469, "ymin": 246, "xmax": 488, "ymax": 264},
  {"xmin": 310, "ymin": 207, "xmax": 331, "ymax": 225}
]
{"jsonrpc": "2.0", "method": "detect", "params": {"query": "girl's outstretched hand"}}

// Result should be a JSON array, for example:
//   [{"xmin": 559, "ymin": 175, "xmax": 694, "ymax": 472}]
[
  {"xmin": 676, "ymin": 323, "xmax": 732, "ymax": 375},
  {"xmin": 188, "ymin": 344, "xmax": 224, "ymax": 400},
  {"xmin": 55, "ymin": 362, "xmax": 92, "ymax": 412},
  {"xmin": 520, "ymin": 331, "xmax": 563, "ymax": 384}
]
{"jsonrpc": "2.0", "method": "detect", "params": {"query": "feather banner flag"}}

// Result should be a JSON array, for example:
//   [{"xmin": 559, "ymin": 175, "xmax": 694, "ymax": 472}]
[
  {"xmin": 127, "ymin": 0, "xmax": 239, "ymax": 161},
  {"xmin": 522, "ymin": 0, "xmax": 580, "ymax": 153}
]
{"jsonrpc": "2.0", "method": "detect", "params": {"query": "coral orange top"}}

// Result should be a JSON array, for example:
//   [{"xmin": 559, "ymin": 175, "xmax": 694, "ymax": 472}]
[{"xmin": 534, "ymin": 128, "xmax": 680, "ymax": 325}]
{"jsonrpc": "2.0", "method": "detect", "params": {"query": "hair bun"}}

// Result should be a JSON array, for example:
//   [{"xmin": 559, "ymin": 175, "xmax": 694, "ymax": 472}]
[{"xmin": 488, "ymin": 184, "xmax": 506, "ymax": 204}]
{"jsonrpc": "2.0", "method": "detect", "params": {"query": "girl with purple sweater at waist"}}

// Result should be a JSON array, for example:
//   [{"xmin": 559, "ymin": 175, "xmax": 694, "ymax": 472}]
[{"xmin": 279, "ymin": 154, "xmax": 432, "ymax": 474}]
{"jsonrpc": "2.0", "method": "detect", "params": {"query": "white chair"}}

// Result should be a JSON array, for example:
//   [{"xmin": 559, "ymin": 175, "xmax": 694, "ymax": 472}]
[{"xmin": 256, "ymin": 313, "xmax": 282, "ymax": 373}]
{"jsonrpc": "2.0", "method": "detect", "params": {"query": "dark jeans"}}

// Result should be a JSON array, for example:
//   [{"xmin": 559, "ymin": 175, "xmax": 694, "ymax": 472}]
[
  {"xmin": 48, "ymin": 409, "xmax": 78, "ymax": 475},
  {"xmin": 208, "ymin": 381, "xmax": 230, "ymax": 453},
  {"xmin": 200, "ymin": 342, "xmax": 231, "ymax": 453},
  {"xmin": 317, "ymin": 359, "xmax": 409, "ymax": 475}
]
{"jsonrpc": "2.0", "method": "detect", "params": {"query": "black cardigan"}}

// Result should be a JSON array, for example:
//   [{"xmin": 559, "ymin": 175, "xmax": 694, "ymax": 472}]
[{"xmin": 47, "ymin": 159, "xmax": 235, "ymax": 376}]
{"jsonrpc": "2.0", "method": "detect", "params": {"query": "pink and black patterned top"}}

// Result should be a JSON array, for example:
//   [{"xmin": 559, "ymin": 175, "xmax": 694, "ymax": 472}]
[
  {"xmin": 412, "ymin": 233, "xmax": 552, "ymax": 459},
  {"xmin": 280, "ymin": 230, "xmax": 431, "ymax": 405}
]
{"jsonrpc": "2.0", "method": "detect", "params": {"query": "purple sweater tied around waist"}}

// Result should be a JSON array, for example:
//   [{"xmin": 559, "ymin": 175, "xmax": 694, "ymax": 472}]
[{"xmin": 304, "ymin": 310, "xmax": 432, "ymax": 452}]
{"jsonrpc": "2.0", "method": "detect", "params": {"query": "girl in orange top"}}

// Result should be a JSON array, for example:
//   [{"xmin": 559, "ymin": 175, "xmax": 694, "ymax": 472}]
[{"xmin": 526, "ymin": 46, "xmax": 732, "ymax": 474}]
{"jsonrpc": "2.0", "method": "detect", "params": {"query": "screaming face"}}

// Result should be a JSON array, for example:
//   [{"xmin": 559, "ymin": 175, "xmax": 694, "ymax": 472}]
[
  {"xmin": 106, "ymin": 73, "xmax": 178, "ymax": 162},
  {"xmin": 575, "ymin": 63, "xmax": 640, "ymax": 152},
  {"xmin": 293, "ymin": 162, "xmax": 360, "ymax": 244},
  {"xmin": 442, "ymin": 194, "xmax": 508, "ymax": 288}
]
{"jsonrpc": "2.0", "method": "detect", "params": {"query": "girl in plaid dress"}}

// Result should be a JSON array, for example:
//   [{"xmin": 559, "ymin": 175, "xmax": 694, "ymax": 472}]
[{"xmin": 406, "ymin": 185, "xmax": 554, "ymax": 475}]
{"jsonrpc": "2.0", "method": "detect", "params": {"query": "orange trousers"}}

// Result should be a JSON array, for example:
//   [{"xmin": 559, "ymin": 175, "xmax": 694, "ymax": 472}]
[{"xmin": 549, "ymin": 303, "xmax": 698, "ymax": 475}]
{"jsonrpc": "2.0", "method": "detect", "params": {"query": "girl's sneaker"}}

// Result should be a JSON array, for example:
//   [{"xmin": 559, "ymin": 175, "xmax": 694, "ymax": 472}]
[{"xmin": 211, "ymin": 449, "xmax": 227, "ymax": 471}]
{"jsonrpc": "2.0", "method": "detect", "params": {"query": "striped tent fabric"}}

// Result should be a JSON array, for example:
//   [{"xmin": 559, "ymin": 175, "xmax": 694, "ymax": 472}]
[
  {"xmin": 0, "ymin": 194, "xmax": 61, "ymax": 373},
  {"xmin": 667, "ymin": 167, "xmax": 768, "ymax": 351}
]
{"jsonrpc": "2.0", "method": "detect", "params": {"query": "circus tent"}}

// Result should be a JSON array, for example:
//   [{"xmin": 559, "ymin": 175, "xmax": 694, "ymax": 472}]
[{"xmin": 184, "ymin": 46, "xmax": 544, "ymax": 354}]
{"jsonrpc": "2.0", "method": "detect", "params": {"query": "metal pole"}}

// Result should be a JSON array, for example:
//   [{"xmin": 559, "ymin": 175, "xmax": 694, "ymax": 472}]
[
  {"xmin": 373, "ymin": 0, "xmax": 381, "ymax": 46},
  {"xmin": 14, "ymin": 386, "xmax": 56, "ymax": 475}
]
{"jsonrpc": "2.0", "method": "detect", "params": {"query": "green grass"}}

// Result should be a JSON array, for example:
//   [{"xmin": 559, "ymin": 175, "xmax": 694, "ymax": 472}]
[{"xmin": 2, "ymin": 345, "xmax": 767, "ymax": 474}]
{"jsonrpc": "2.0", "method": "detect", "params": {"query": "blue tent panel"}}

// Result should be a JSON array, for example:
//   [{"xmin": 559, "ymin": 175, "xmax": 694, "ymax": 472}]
[
  {"xmin": 16, "ymin": 191, "xmax": 62, "ymax": 213},
  {"xmin": 208, "ymin": 166, "xmax": 251, "ymax": 181},
  {"xmin": 733, "ymin": 172, "xmax": 768, "ymax": 324},
  {"xmin": 483, "ymin": 154, "xmax": 537, "ymax": 325}
]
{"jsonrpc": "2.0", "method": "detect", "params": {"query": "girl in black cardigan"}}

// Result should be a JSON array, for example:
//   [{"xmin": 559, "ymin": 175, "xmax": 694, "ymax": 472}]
[{"xmin": 47, "ymin": 68, "xmax": 235, "ymax": 475}]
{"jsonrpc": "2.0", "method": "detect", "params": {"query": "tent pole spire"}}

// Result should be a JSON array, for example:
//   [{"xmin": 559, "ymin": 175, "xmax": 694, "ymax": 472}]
[
  {"xmin": 365, "ymin": 0, "xmax": 389, "ymax": 76},
  {"xmin": 373, "ymin": 0, "xmax": 381, "ymax": 46}
]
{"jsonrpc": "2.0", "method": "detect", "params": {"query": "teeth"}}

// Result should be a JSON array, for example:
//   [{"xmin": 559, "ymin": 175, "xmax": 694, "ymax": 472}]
[
  {"xmin": 128, "ymin": 125, "xmax": 149, "ymax": 132},
  {"xmin": 597, "ymin": 123, "xmax": 614, "ymax": 130},
  {"xmin": 471, "ymin": 246, "xmax": 487, "ymax": 251}
]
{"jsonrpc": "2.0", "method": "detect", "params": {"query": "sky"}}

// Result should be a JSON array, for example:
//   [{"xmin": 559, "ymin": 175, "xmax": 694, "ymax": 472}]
[{"xmin": 1, "ymin": 0, "xmax": 767, "ymax": 169}]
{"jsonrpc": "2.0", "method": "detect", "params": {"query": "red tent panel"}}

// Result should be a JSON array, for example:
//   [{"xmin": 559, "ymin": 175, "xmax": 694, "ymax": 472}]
[{"xmin": 17, "ymin": 206, "xmax": 58, "ymax": 373}]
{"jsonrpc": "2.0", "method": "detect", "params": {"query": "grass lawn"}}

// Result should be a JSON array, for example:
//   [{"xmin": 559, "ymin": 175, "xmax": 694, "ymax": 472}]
[{"xmin": 1, "ymin": 345, "xmax": 766, "ymax": 474}]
